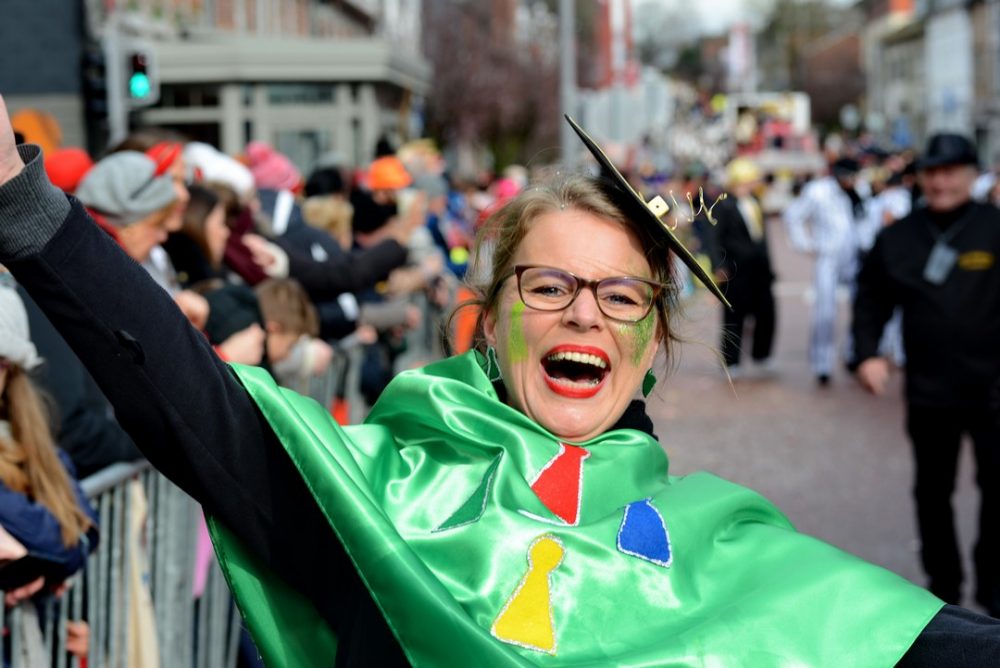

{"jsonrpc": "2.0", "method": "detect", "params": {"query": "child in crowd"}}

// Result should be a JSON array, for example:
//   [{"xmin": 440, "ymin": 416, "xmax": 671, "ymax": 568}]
[
  {"xmin": 254, "ymin": 278, "xmax": 333, "ymax": 387},
  {"xmin": 0, "ymin": 276, "xmax": 98, "ymax": 663}
]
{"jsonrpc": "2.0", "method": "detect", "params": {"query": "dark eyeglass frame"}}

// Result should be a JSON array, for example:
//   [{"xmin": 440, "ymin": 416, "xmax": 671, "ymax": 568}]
[{"xmin": 505, "ymin": 264, "xmax": 666, "ymax": 323}]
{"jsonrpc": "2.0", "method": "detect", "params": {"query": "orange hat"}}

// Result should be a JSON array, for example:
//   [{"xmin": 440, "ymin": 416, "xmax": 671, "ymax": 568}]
[
  {"xmin": 44, "ymin": 147, "xmax": 94, "ymax": 194},
  {"xmin": 11, "ymin": 109, "xmax": 62, "ymax": 157},
  {"xmin": 367, "ymin": 156, "xmax": 411, "ymax": 190}
]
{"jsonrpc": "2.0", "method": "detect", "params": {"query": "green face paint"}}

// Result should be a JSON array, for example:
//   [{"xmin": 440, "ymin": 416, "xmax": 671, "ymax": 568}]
[
  {"xmin": 622, "ymin": 311, "xmax": 656, "ymax": 367},
  {"xmin": 506, "ymin": 300, "xmax": 528, "ymax": 363}
]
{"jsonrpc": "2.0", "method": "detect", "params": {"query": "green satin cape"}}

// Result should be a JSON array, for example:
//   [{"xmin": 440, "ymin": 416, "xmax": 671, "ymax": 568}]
[{"xmin": 209, "ymin": 351, "xmax": 941, "ymax": 667}]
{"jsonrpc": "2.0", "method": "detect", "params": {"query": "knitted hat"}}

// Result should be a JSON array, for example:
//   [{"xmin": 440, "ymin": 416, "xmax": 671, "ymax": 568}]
[
  {"xmin": 0, "ymin": 280, "xmax": 41, "ymax": 371},
  {"xmin": 367, "ymin": 156, "xmax": 411, "ymax": 190},
  {"xmin": 184, "ymin": 142, "xmax": 256, "ymax": 199},
  {"xmin": 246, "ymin": 142, "xmax": 302, "ymax": 191},
  {"xmin": 44, "ymin": 147, "xmax": 94, "ymax": 194},
  {"xmin": 76, "ymin": 151, "xmax": 178, "ymax": 226}
]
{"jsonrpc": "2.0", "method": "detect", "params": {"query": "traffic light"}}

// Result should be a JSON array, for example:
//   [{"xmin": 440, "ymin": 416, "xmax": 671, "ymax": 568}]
[
  {"xmin": 128, "ymin": 52, "xmax": 151, "ymax": 100},
  {"xmin": 81, "ymin": 42, "xmax": 111, "ymax": 154},
  {"xmin": 124, "ymin": 43, "xmax": 159, "ymax": 109},
  {"xmin": 81, "ymin": 44, "xmax": 107, "ymax": 117}
]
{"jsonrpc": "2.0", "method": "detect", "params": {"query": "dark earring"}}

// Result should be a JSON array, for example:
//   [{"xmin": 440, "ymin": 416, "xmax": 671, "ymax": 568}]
[{"xmin": 642, "ymin": 368, "xmax": 657, "ymax": 398}]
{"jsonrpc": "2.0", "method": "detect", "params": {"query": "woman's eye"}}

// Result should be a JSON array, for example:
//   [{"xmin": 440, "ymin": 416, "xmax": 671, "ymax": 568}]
[
  {"xmin": 532, "ymin": 285, "xmax": 567, "ymax": 297},
  {"xmin": 604, "ymin": 292, "xmax": 639, "ymax": 306}
]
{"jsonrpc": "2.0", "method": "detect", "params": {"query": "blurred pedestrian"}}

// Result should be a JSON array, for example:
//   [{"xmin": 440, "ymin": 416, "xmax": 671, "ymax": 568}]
[
  {"xmin": 853, "ymin": 133, "xmax": 1000, "ymax": 618},
  {"xmin": 784, "ymin": 158, "xmax": 867, "ymax": 385},
  {"xmin": 711, "ymin": 158, "xmax": 776, "ymax": 378}
]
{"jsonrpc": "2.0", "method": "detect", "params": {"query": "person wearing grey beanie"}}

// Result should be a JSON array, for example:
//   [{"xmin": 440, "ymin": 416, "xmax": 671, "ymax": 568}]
[
  {"xmin": 75, "ymin": 151, "xmax": 185, "ymax": 264},
  {"xmin": 0, "ymin": 273, "xmax": 41, "ymax": 371}
]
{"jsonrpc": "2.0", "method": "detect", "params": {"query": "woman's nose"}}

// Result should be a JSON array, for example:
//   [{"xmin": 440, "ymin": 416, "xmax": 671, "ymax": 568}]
[{"xmin": 561, "ymin": 287, "xmax": 603, "ymax": 330}]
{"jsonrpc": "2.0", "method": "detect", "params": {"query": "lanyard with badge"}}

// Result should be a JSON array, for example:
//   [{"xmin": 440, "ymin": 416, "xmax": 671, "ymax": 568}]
[{"xmin": 923, "ymin": 211, "xmax": 973, "ymax": 285}]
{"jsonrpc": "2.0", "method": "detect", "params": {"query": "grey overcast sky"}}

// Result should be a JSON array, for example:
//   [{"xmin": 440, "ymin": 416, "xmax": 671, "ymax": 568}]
[
  {"xmin": 632, "ymin": 0, "xmax": 854, "ymax": 35},
  {"xmin": 685, "ymin": 0, "xmax": 770, "ymax": 33},
  {"xmin": 631, "ymin": 0, "xmax": 772, "ymax": 35}
]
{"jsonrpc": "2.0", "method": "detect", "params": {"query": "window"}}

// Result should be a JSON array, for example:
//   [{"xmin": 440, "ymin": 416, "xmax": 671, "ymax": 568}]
[{"xmin": 267, "ymin": 84, "xmax": 335, "ymax": 105}]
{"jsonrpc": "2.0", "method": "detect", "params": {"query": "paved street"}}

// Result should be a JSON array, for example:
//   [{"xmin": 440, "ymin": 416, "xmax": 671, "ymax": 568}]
[{"xmin": 647, "ymin": 218, "xmax": 982, "ymax": 611}]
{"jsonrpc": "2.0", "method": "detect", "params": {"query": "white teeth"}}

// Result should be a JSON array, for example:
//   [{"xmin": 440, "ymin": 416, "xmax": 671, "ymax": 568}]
[
  {"xmin": 549, "ymin": 376, "xmax": 601, "ymax": 388},
  {"xmin": 546, "ymin": 351, "xmax": 608, "ymax": 369}
]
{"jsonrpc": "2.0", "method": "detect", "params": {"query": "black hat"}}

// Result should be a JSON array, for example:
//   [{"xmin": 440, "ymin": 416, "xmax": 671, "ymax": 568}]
[
  {"xmin": 349, "ymin": 187, "xmax": 397, "ymax": 234},
  {"xmin": 830, "ymin": 157, "xmax": 860, "ymax": 177},
  {"xmin": 917, "ymin": 133, "xmax": 979, "ymax": 170},
  {"xmin": 304, "ymin": 167, "xmax": 345, "ymax": 198},
  {"xmin": 565, "ymin": 116, "xmax": 730, "ymax": 308}
]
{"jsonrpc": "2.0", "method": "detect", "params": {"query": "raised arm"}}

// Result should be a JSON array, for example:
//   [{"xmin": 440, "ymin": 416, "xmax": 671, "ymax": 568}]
[
  {"xmin": 278, "ymin": 235, "xmax": 409, "ymax": 300},
  {"xmin": 0, "ymin": 95, "xmax": 364, "ymax": 636}
]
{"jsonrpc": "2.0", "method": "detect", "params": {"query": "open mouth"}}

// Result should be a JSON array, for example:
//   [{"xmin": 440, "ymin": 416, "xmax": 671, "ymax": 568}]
[{"xmin": 540, "ymin": 345, "xmax": 610, "ymax": 399}]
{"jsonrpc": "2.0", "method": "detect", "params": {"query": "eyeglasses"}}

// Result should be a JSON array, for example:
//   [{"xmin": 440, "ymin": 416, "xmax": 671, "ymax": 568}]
[{"xmin": 507, "ymin": 265, "xmax": 664, "ymax": 323}]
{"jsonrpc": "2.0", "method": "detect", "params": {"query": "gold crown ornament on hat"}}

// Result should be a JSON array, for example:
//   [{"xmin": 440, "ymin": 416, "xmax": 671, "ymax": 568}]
[{"xmin": 564, "ymin": 116, "xmax": 731, "ymax": 308}]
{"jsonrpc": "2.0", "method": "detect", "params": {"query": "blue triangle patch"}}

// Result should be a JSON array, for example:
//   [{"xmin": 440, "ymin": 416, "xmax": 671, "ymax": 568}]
[{"xmin": 617, "ymin": 499, "xmax": 672, "ymax": 567}]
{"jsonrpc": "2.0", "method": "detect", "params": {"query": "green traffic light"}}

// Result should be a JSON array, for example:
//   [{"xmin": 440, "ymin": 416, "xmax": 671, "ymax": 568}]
[{"xmin": 129, "ymin": 72, "xmax": 151, "ymax": 99}]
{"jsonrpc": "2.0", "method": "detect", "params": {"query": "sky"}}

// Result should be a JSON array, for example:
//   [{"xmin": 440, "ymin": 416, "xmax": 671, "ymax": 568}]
[
  {"xmin": 632, "ymin": 0, "xmax": 854, "ymax": 36},
  {"xmin": 685, "ymin": 0, "xmax": 771, "ymax": 33}
]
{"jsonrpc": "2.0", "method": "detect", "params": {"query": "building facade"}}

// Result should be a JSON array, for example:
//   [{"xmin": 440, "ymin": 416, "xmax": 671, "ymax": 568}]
[
  {"xmin": 2, "ymin": 0, "xmax": 430, "ymax": 169},
  {"xmin": 865, "ymin": 0, "xmax": 1000, "ymax": 158},
  {"xmin": 0, "ymin": 0, "xmax": 90, "ymax": 148}
]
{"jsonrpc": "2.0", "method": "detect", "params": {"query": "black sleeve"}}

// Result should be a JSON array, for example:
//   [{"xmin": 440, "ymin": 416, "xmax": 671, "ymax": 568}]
[
  {"xmin": 18, "ymin": 286, "xmax": 143, "ymax": 478},
  {"xmin": 280, "ymin": 236, "xmax": 408, "ymax": 300},
  {"xmin": 316, "ymin": 299, "xmax": 360, "ymax": 340},
  {"xmin": 5, "ymin": 201, "xmax": 366, "ymax": 634},
  {"xmin": 851, "ymin": 232, "xmax": 897, "ymax": 367},
  {"xmin": 896, "ymin": 605, "xmax": 1000, "ymax": 667}
]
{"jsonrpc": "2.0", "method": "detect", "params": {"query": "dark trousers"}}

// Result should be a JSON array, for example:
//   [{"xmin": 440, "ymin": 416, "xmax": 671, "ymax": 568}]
[
  {"xmin": 906, "ymin": 404, "xmax": 1000, "ymax": 615},
  {"xmin": 720, "ymin": 281, "xmax": 776, "ymax": 367}
]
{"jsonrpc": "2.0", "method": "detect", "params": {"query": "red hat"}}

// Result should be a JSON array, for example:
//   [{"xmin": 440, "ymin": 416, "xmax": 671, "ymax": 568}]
[
  {"xmin": 367, "ymin": 156, "xmax": 411, "ymax": 190},
  {"xmin": 44, "ymin": 147, "xmax": 94, "ymax": 194}
]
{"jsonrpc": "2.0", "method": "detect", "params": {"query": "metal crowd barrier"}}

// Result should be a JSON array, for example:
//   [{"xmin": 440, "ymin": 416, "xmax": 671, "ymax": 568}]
[
  {"xmin": 2, "ymin": 462, "xmax": 241, "ymax": 668},
  {"xmin": 0, "ymin": 310, "xmax": 452, "ymax": 666},
  {"xmin": 394, "ymin": 291, "xmax": 448, "ymax": 376}
]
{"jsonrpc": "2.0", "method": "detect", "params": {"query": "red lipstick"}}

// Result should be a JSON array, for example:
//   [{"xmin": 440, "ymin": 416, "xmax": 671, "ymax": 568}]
[{"xmin": 540, "ymin": 344, "xmax": 610, "ymax": 399}]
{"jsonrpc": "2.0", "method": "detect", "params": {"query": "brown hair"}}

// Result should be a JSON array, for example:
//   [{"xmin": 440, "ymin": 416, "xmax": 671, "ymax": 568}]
[
  {"xmin": 459, "ymin": 173, "xmax": 680, "ymax": 364},
  {"xmin": 254, "ymin": 279, "xmax": 319, "ymax": 337},
  {"xmin": 0, "ymin": 366, "xmax": 92, "ymax": 546},
  {"xmin": 180, "ymin": 184, "xmax": 222, "ymax": 265},
  {"xmin": 204, "ymin": 181, "xmax": 242, "ymax": 223},
  {"xmin": 302, "ymin": 195, "xmax": 354, "ymax": 250}
]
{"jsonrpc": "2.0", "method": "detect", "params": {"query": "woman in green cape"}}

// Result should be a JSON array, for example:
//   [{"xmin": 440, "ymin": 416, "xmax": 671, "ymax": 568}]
[{"xmin": 0, "ymin": 96, "xmax": 996, "ymax": 666}]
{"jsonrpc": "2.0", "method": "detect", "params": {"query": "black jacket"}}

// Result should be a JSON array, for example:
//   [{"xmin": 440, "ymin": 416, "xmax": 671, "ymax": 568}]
[
  {"xmin": 852, "ymin": 202, "xmax": 1000, "ymax": 407},
  {"xmin": 18, "ymin": 286, "xmax": 142, "ymax": 478},
  {"xmin": 710, "ymin": 196, "xmax": 774, "ymax": 306}
]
